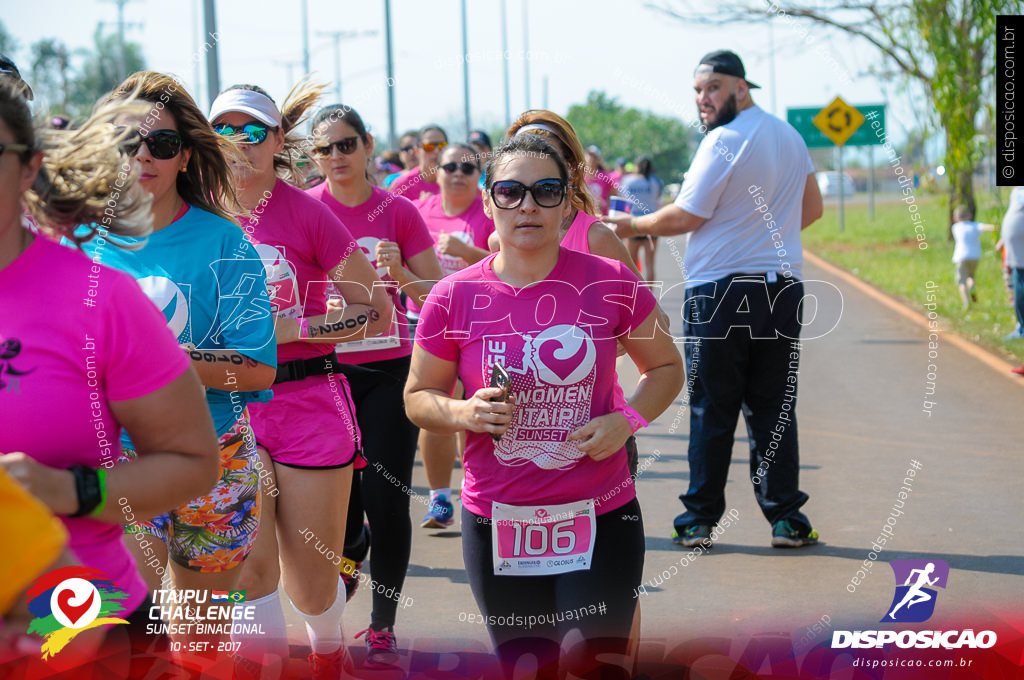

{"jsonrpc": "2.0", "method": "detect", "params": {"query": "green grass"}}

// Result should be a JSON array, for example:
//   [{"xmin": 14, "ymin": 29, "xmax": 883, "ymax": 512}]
[{"xmin": 801, "ymin": 195, "xmax": 1023, "ymax": 364}]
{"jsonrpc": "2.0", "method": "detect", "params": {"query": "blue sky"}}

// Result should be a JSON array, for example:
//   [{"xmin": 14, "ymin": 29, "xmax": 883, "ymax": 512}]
[{"xmin": 5, "ymin": 0, "xmax": 924, "ymax": 158}]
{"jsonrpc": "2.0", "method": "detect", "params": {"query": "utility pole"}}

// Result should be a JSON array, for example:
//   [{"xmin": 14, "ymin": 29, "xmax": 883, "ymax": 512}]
[
  {"xmin": 461, "ymin": 0, "xmax": 471, "ymax": 135},
  {"xmin": 500, "ymin": 0, "xmax": 511, "ymax": 127},
  {"xmin": 522, "ymin": 0, "xmax": 530, "ymax": 109},
  {"xmin": 301, "ymin": 0, "xmax": 310, "ymax": 76},
  {"xmin": 202, "ymin": 0, "xmax": 220, "ymax": 107},
  {"xmin": 316, "ymin": 29, "xmax": 377, "ymax": 102},
  {"xmin": 384, "ymin": 0, "xmax": 397, "ymax": 147},
  {"xmin": 542, "ymin": 74, "xmax": 548, "ymax": 110},
  {"xmin": 100, "ymin": 0, "xmax": 141, "ymax": 81}
]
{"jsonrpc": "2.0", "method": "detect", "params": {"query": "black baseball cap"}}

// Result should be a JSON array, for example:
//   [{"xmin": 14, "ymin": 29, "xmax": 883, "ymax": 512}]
[
  {"xmin": 0, "ymin": 54, "xmax": 33, "ymax": 100},
  {"xmin": 469, "ymin": 130, "xmax": 492, "ymax": 148},
  {"xmin": 695, "ymin": 50, "xmax": 760, "ymax": 89}
]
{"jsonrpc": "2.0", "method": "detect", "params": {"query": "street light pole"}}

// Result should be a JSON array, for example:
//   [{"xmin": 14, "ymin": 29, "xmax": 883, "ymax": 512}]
[
  {"xmin": 203, "ymin": 0, "xmax": 220, "ymax": 108},
  {"xmin": 500, "ymin": 0, "xmax": 511, "ymax": 127},
  {"xmin": 317, "ymin": 30, "xmax": 378, "ymax": 103},
  {"xmin": 461, "ymin": 0, "xmax": 471, "ymax": 135},
  {"xmin": 522, "ymin": 0, "xmax": 530, "ymax": 109},
  {"xmin": 384, "ymin": 0, "xmax": 397, "ymax": 148},
  {"xmin": 301, "ymin": 0, "xmax": 310, "ymax": 76}
]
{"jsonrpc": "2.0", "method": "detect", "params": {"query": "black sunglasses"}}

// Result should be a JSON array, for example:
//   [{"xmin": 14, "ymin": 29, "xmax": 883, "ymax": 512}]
[
  {"xmin": 119, "ymin": 128, "xmax": 184, "ymax": 160},
  {"xmin": 213, "ymin": 122, "xmax": 275, "ymax": 145},
  {"xmin": 490, "ymin": 178, "xmax": 566, "ymax": 209},
  {"xmin": 311, "ymin": 136, "xmax": 361, "ymax": 158},
  {"xmin": 441, "ymin": 161, "xmax": 478, "ymax": 175},
  {"xmin": 399, "ymin": 145, "xmax": 416, "ymax": 153}
]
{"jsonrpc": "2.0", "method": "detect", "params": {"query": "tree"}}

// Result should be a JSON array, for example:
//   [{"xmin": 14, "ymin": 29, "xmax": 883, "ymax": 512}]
[
  {"xmin": 67, "ymin": 27, "xmax": 146, "ymax": 118},
  {"xmin": 566, "ymin": 91, "xmax": 692, "ymax": 181},
  {"xmin": 0, "ymin": 20, "xmax": 18, "ymax": 56},
  {"xmin": 645, "ymin": 0, "xmax": 1017, "ymax": 228},
  {"xmin": 30, "ymin": 39, "xmax": 71, "ymax": 113}
]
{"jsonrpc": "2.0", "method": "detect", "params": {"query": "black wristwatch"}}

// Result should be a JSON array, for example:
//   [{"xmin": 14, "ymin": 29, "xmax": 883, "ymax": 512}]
[{"xmin": 69, "ymin": 465, "xmax": 103, "ymax": 517}]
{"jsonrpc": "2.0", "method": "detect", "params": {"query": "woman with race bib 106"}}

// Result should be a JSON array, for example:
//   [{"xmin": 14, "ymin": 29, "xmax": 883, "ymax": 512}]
[{"xmin": 405, "ymin": 134, "xmax": 683, "ymax": 678}]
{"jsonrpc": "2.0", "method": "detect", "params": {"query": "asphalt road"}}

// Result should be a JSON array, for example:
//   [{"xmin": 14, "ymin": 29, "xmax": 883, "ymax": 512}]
[{"xmin": 281, "ymin": 236, "xmax": 1024, "ymax": 676}]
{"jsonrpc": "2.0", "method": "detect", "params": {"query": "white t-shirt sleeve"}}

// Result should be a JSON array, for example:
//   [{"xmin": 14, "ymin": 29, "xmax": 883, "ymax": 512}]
[
  {"xmin": 674, "ymin": 132, "xmax": 736, "ymax": 219},
  {"xmin": 803, "ymin": 150, "xmax": 815, "ymax": 176}
]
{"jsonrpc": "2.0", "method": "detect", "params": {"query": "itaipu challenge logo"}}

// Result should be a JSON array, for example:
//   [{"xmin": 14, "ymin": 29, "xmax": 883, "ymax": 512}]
[
  {"xmin": 26, "ymin": 566, "xmax": 130, "ymax": 658},
  {"xmin": 882, "ymin": 559, "xmax": 949, "ymax": 623}
]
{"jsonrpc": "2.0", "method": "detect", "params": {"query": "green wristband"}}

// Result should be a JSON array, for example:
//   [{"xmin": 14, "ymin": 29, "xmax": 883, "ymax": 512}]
[{"xmin": 89, "ymin": 468, "xmax": 108, "ymax": 518}]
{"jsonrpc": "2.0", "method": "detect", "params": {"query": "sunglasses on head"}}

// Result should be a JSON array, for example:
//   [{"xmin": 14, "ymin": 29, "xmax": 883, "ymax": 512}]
[
  {"xmin": 421, "ymin": 141, "xmax": 447, "ymax": 152},
  {"xmin": 311, "ymin": 136, "xmax": 361, "ymax": 158},
  {"xmin": 118, "ymin": 128, "xmax": 184, "ymax": 160},
  {"xmin": 441, "ymin": 161, "xmax": 478, "ymax": 175},
  {"xmin": 213, "ymin": 121, "xmax": 275, "ymax": 145},
  {"xmin": 489, "ymin": 178, "xmax": 566, "ymax": 210}
]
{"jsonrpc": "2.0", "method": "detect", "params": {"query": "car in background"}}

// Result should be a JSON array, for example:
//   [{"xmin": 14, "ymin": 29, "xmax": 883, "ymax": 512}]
[{"xmin": 816, "ymin": 171, "xmax": 855, "ymax": 197}]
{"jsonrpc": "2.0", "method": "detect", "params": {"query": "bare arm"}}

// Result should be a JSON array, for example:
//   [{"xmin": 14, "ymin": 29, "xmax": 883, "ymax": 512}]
[
  {"xmin": 606, "ymin": 204, "xmax": 707, "ymax": 238},
  {"xmin": 801, "ymin": 173, "xmax": 823, "ymax": 229},
  {"xmin": 0, "ymin": 367, "xmax": 220, "ymax": 521},
  {"xmin": 184, "ymin": 349, "xmax": 275, "ymax": 391},
  {"xmin": 386, "ymin": 245, "xmax": 443, "ymax": 308},
  {"xmin": 567, "ymin": 309, "xmax": 684, "ymax": 461},
  {"xmin": 277, "ymin": 249, "xmax": 395, "ymax": 344}
]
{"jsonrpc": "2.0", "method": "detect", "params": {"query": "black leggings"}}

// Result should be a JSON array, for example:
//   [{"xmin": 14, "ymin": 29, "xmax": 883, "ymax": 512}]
[
  {"xmin": 340, "ymin": 356, "xmax": 419, "ymax": 629},
  {"xmin": 462, "ymin": 497, "xmax": 644, "ymax": 678}
]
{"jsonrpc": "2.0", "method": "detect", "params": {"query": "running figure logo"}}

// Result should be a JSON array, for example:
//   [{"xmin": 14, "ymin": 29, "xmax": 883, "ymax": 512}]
[{"xmin": 882, "ymin": 559, "xmax": 949, "ymax": 623}]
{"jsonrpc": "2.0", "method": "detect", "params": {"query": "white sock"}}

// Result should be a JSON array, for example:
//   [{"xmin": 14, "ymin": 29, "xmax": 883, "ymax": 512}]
[
  {"xmin": 296, "ymin": 591, "xmax": 345, "ymax": 655},
  {"xmin": 233, "ymin": 590, "xmax": 289, "ymax": 666},
  {"xmin": 430, "ymin": 488, "xmax": 451, "ymax": 502}
]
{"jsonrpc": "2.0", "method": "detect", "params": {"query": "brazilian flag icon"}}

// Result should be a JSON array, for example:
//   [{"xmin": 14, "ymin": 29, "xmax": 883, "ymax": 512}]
[{"xmin": 229, "ymin": 591, "xmax": 247, "ymax": 603}]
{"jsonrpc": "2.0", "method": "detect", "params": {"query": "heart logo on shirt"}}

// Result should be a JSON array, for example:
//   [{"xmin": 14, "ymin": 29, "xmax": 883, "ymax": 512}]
[{"xmin": 532, "ymin": 325, "xmax": 596, "ymax": 386}]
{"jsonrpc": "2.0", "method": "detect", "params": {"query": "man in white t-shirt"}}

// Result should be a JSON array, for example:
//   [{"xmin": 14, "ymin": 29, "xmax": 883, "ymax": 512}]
[{"xmin": 607, "ymin": 49, "xmax": 824, "ymax": 549}]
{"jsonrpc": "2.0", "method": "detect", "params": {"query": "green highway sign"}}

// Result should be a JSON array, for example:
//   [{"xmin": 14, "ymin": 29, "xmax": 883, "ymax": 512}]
[{"xmin": 788, "ymin": 104, "xmax": 885, "ymax": 148}]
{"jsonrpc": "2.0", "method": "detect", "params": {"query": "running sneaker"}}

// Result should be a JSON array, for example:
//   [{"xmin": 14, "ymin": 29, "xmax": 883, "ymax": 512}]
[
  {"xmin": 1012, "ymin": 366, "xmax": 1024, "ymax": 376},
  {"xmin": 771, "ymin": 519, "xmax": 820, "ymax": 548},
  {"xmin": 355, "ymin": 626, "xmax": 400, "ymax": 668},
  {"xmin": 672, "ymin": 525, "xmax": 713, "ymax": 548},
  {"xmin": 307, "ymin": 646, "xmax": 353, "ymax": 680},
  {"xmin": 421, "ymin": 495, "xmax": 454, "ymax": 529},
  {"xmin": 340, "ymin": 557, "xmax": 362, "ymax": 602}
]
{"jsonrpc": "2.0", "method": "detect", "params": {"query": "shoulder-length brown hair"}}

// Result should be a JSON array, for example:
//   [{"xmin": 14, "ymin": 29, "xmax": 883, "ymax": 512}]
[
  {"xmin": 107, "ymin": 71, "xmax": 244, "ymax": 224},
  {"xmin": 506, "ymin": 110, "xmax": 596, "ymax": 217}
]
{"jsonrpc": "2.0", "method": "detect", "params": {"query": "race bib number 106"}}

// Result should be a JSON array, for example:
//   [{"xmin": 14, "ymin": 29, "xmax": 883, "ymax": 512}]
[{"xmin": 491, "ymin": 499, "xmax": 596, "ymax": 576}]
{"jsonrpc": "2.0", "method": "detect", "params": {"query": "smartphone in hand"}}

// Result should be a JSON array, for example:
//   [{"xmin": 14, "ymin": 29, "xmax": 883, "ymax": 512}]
[{"xmin": 488, "ymin": 363, "xmax": 511, "ymax": 442}]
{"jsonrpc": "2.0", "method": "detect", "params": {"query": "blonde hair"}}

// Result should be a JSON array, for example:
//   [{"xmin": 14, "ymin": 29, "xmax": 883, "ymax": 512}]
[
  {"xmin": 222, "ymin": 77, "xmax": 327, "ymax": 186},
  {"xmin": 0, "ymin": 80, "xmax": 152, "ymax": 243},
  {"xmin": 506, "ymin": 110, "xmax": 597, "ymax": 217},
  {"xmin": 108, "ymin": 71, "xmax": 245, "ymax": 224}
]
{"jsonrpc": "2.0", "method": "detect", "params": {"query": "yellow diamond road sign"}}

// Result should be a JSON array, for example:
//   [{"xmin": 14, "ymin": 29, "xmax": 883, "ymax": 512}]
[{"xmin": 812, "ymin": 96, "xmax": 866, "ymax": 146}]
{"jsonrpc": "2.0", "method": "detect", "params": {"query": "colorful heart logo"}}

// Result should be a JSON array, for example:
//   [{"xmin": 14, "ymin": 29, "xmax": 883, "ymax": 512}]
[{"xmin": 56, "ymin": 588, "xmax": 95, "ymax": 626}]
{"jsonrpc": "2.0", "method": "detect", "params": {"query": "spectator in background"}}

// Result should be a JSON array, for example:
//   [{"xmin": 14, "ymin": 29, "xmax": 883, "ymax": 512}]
[
  {"xmin": 584, "ymin": 145, "xmax": 614, "ymax": 214},
  {"xmin": 620, "ymin": 155, "xmax": 664, "ymax": 283},
  {"xmin": 996, "ymin": 186, "xmax": 1024, "ymax": 375},
  {"xmin": 469, "ymin": 129, "xmax": 492, "ymax": 188},
  {"xmin": 950, "ymin": 205, "xmax": 994, "ymax": 309},
  {"xmin": 390, "ymin": 124, "xmax": 447, "ymax": 201},
  {"xmin": 0, "ymin": 55, "xmax": 32, "ymax": 101},
  {"xmin": 610, "ymin": 157, "xmax": 627, "ymax": 187},
  {"xmin": 397, "ymin": 130, "xmax": 419, "ymax": 170}
]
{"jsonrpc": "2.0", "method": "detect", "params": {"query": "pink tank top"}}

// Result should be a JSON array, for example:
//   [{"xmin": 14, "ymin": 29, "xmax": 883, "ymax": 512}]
[{"xmin": 561, "ymin": 210, "xmax": 600, "ymax": 254}]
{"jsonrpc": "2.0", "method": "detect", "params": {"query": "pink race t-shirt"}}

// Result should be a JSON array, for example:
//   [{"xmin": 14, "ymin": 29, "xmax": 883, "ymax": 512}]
[
  {"xmin": 389, "ymin": 166, "xmax": 441, "ymax": 202},
  {"xmin": 307, "ymin": 183, "xmax": 435, "ymax": 364},
  {"xmin": 0, "ymin": 235, "xmax": 190, "ymax": 613},
  {"xmin": 242, "ymin": 179, "xmax": 361, "ymax": 364},
  {"xmin": 561, "ymin": 210, "xmax": 601, "ymax": 255},
  {"xmin": 415, "ymin": 248, "xmax": 657, "ymax": 518},
  {"xmin": 415, "ymin": 194, "xmax": 495, "ymax": 279}
]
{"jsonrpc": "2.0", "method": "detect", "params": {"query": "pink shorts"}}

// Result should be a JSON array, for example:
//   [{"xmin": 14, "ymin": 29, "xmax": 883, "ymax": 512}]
[{"xmin": 249, "ymin": 373, "xmax": 363, "ymax": 469}]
